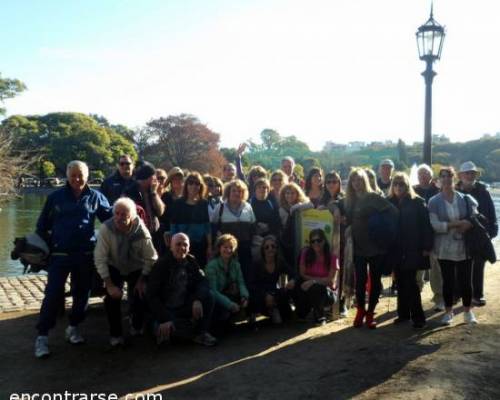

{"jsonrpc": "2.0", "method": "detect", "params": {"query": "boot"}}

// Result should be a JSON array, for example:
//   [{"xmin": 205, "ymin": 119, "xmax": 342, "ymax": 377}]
[
  {"xmin": 353, "ymin": 306, "xmax": 365, "ymax": 328},
  {"xmin": 365, "ymin": 311, "xmax": 377, "ymax": 329}
]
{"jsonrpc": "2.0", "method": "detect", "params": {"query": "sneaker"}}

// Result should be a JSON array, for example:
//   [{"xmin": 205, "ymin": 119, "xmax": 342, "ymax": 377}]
[
  {"xmin": 193, "ymin": 332, "xmax": 217, "ymax": 347},
  {"xmin": 472, "ymin": 298, "xmax": 486, "ymax": 307},
  {"xmin": 110, "ymin": 336, "xmax": 125, "ymax": 347},
  {"xmin": 441, "ymin": 312, "xmax": 454, "ymax": 326},
  {"xmin": 339, "ymin": 303, "xmax": 348, "ymax": 318},
  {"xmin": 35, "ymin": 336, "xmax": 50, "ymax": 358},
  {"xmin": 464, "ymin": 310, "xmax": 478, "ymax": 325},
  {"xmin": 271, "ymin": 308, "xmax": 283, "ymax": 325},
  {"xmin": 315, "ymin": 317, "xmax": 327, "ymax": 326},
  {"xmin": 434, "ymin": 301, "xmax": 445, "ymax": 312},
  {"xmin": 129, "ymin": 326, "xmax": 144, "ymax": 337},
  {"xmin": 412, "ymin": 320, "xmax": 427, "ymax": 329},
  {"xmin": 65, "ymin": 325, "xmax": 85, "ymax": 345}
]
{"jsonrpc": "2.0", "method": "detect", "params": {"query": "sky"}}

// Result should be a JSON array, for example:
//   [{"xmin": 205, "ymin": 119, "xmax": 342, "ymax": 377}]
[{"xmin": 1, "ymin": 0, "xmax": 500, "ymax": 151}]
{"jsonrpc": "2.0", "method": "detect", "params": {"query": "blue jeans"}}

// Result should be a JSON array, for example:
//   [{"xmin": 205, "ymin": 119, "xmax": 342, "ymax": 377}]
[{"xmin": 36, "ymin": 254, "xmax": 93, "ymax": 335}]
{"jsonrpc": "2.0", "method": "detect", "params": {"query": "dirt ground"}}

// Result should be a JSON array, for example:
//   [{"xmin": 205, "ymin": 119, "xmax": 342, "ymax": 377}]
[{"xmin": 1, "ymin": 263, "xmax": 499, "ymax": 400}]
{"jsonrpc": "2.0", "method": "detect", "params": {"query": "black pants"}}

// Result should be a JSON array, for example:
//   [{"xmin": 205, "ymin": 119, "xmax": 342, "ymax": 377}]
[
  {"xmin": 249, "ymin": 288, "xmax": 292, "ymax": 320},
  {"xmin": 472, "ymin": 256, "xmax": 486, "ymax": 299},
  {"xmin": 439, "ymin": 259, "xmax": 473, "ymax": 308},
  {"xmin": 166, "ymin": 292, "xmax": 215, "ymax": 335},
  {"xmin": 103, "ymin": 266, "xmax": 145, "ymax": 337},
  {"xmin": 354, "ymin": 255, "xmax": 384, "ymax": 312},
  {"xmin": 294, "ymin": 283, "xmax": 336, "ymax": 319},
  {"xmin": 394, "ymin": 269, "xmax": 425, "ymax": 323}
]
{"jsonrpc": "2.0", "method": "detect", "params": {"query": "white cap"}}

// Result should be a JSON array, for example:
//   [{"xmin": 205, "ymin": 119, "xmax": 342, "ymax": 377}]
[
  {"xmin": 379, "ymin": 159, "xmax": 394, "ymax": 168},
  {"xmin": 459, "ymin": 161, "xmax": 478, "ymax": 173}
]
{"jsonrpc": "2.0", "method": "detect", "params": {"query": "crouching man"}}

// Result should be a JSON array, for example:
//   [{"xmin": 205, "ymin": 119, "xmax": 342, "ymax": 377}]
[
  {"xmin": 147, "ymin": 233, "xmax": 217, "ymax": 346},
  {"xmin": 94, "ymin": 197, "xmax": 158, "ymax": 346}
]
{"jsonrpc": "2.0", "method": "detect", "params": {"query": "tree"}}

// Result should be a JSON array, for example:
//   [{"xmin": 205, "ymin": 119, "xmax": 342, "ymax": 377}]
[
  {"xmin": 1, "ymin": 112, "xmax": 137, "ymax": 175},
  {"xmin": 260, "ymin": 129, "xmax": 281, "ymax": 151},
  {"xmin": 0, "ymin": 73, "xmax": 27, "ymax": 115},
  {"xmin": 143, "ymin": 114, "xmax": 225, "ymax": 175},
  {"xmin": 42, "ymin": 161, "xmax": 56, "ymax": 177}
]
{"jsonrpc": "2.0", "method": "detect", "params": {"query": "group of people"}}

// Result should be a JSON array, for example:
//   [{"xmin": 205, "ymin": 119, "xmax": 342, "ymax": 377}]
[{"xmin": 32, "ymin": 152, "xmax": 498, "ymax": 359}]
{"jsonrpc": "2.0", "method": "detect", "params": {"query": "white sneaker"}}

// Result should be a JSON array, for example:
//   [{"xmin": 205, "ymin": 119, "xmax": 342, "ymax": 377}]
[
  {"xmin": 110, "ymin": 336, "xmax": 125, "ymax": 347},
  {"xmin": 271, "ymin": 308, "xmax": 283, "ymax": 324},
  {"xmin": 65, "ymin": 325, "xmax": 85, "ymax": 344},
  {"xmin": 464, "ymin": 310, "xmax": 478, "ymax": 325},
  {"xmin": 35, "ymin": 336, "xmax": 50, "ymax": 358},
  {"xmin": 434, "ymin": 301, "xmax": 445, "ymax": 312},
  {"xmin": 441, "ymin": 312, "xmax": 454, "ymax": 326}
]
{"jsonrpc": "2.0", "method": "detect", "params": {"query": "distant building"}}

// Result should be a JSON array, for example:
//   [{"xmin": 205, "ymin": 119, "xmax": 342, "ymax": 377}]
[{"xmin": 346, "ymin": 141, "xmax": 366, "ymax": 152}]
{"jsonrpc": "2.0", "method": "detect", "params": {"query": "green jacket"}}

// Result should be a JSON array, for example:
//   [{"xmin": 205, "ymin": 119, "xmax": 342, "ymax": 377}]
[{"xmin": 205, "ymin": 256, "xmax": 249, "ymax": 310}]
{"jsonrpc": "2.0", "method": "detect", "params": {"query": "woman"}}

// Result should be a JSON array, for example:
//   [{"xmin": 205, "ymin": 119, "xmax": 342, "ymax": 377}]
[
  {"xmin": 158, "ymin": 167, "xmax": 185, "ymax": 254},
  {"xmin": 170, "ymin": 172, "xmax": 212, "ymax": 266},
  {"xmin": 278, "ymin": 182, "xmax": 313, "ymax": 267},
  {"xmin": 205, "ymin": 234, "xmax": 249, "ymax": 328},
  {"xmin": 387, "ymin": 173, "xmax": 433, "ymax": 329},
  {"xmin": 365, "ymin": 168, "xmax": 383, "ymax": 196},
  {"xmin": 250, "ymin": 178, "xmax": 282, "ymax": 260},
  {"xmin": 247, "ymin": 165, "xmax": 268, "ymax": 197},
  {"xmin": 428, "ymin": 167, "xmax": 478, "ymax": 325},
  {"xmin": 305, "ymin": 167, "xmax": 324, "ymax": 208},
  {"xmin": 270, "ymin": 170, "xmax": 288, "ymax": 205},
  {"xmin": 205, "ymin": 175, "xmax": 224, "ymax": 220},
  {"xmin": 211, "ymin": 179, "xmax": 256, "ymax": 283},
  {"xmin": 344, "ymin": 168, "xmax": 398, "ymax": 329},
  {"xmin": 295, "ymin": 229, "xmax": 338, "ymax": 325},
  {"xmin": 249, "ymin": 235, "xmax": 296, "ymax": 324}
]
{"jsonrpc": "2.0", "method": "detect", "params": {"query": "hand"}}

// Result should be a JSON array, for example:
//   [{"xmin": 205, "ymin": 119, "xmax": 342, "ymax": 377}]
[
  {"xmin": 301, "ymin": 280, "xmax": 315, "ymax": 291},
  {"xmin": 157, "ymin": 321, "xmax": 174, "ymax": 343},
  {"xmin": 241, "ymin": 298, "xmax": 249, "ymax": 309},
  {"xmin": 286, "ymin": 279, "xmax": 296, "ymax": 290},
  {"xmin": 150, "ymin": 176, "xmax": 159, "ymax": 192},
  {"xmin": 106, "ymin": 284, "xmax": 123, "ymax": 300},
  {"xmin": 134, "ymin": 276, "xmax": 146, "ymax": 299},
  {"xmin": 230, "ymin": 302, "xmax": 240, "ymax": 313},
  {"xmin": 192, "ymin": 300, "xmax": 204, "ymax": 320},
  {"xmin": 237, "ymin": 143, "xmax": 247, "ymax": 156},
  {"xmin": 456, "ymin": 219, "xmax": 473, "ymax": 233}
]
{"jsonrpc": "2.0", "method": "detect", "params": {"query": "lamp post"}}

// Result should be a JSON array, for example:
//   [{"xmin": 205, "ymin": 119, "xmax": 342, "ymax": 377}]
[{"xmin": 416, "ymin": 4, "xmax": 445, "ymax": 166}]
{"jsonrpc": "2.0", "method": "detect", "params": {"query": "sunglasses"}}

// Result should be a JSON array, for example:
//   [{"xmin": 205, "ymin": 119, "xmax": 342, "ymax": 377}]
[
  {"xmin": 326, "ymin": 180, "xmax": 339, "ymax": 184},
  {"xmin": 119, "ymin": 162, "xmax": 132, "ymax": 166},
  {"xmin": 187, "ymin": 180, "xmax": 201, "ymax": 186},
  {"xmin": 157, "ymin": 176, "xmax": 167, "ymax": 182},
  {"xmin": 393, "ymin": 181, "xmax": 406, "ymax": 187},
  {"xmin": 310, "ymin": 238, "xmax": 324, "ymax": 245},
  {"xmin": 264, "ymin": 244, "xmax": 277, "ymax": 250},
  {"xmin": 440, "ymin": 174, "xmax": 452, "ymax": 178}
]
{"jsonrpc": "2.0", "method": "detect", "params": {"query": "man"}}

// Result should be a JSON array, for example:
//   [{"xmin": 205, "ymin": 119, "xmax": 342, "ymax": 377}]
[
  {"xmin": 124, "ymin": 162, "xmax": 165, "ymax": 235},
  {"xmin": 34, "ymin": 161, "xmax": 112, "ymax": 358},
  {"xmin": 413, "ymin": 164, "xmax": 439, "ymax": 203},
  {"xmin": 377, "ymin": 159, "xmax": 394, "ymax": 196},
  {"xmin": 456, "ymin": 161, "xmax": 498, "ymax": 306},
  {"xmin": 100, "ymin": 155, "xmax": 135, "ymax": 205},
  {"xmin": 94, "ymin": 197, "xmax": 158, "ymax": 346},
  {"xmin": 413, "ymin": 164, "xmax": 442, "ymax": 307},
  {"xmin": 281, "ymin": 156, "xmax": 304, "ymax": 187},
  {"xmin": 147, "ymin": 233, "xmax": 217, "ymax": 346}
]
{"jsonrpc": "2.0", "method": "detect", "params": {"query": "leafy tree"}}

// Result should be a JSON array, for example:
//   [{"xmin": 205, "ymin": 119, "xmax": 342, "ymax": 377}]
[
  {"xmin": 260, "ymin": 129, "xmax": 281, "ymax": 151},
  {"xmin": 42, "ymin": 161, "xmax": 56, "ymax": 177},
  {"xmin": 143, "ymin": 114, "xmax": 225, "ymax": 175},
  {"xmin": 0, "ymin": 73, "xmax": 27, "ymax": 115}
]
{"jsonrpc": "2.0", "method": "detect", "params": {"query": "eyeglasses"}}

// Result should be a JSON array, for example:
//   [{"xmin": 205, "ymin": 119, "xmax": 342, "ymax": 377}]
[
  {"xmin": 326, "ymin": 180, "xmax": 339, "ymax": 184},
  {"xmin": 310, "ymin": 238, "xmax": 324, "ymax": 245},
  {"xmin": 187, "ymin": 180, "xmax": 201, "ymax": 186},
  {"xmin": 264, "ymin": 244, "xmax": 277, "ymax": 250},
  {"xmin": 119, "ymin": 162, "xmax": 131, "ymax": 166}
]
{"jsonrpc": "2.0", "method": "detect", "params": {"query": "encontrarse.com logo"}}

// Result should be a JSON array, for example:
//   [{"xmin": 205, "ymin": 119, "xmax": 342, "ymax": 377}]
[{"xmin": 9, "ymin": 393, "xmax": 164, "ymax": 400}]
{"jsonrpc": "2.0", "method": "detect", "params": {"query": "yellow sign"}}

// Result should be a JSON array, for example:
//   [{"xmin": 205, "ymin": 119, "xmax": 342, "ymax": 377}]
[{"xmin": 296, "ymin": 209, "xmax": 334, "ymax": 249}]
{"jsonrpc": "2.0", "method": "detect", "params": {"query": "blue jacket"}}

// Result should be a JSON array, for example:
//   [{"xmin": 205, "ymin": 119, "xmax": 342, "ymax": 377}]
[
  {"xmin": 36, "ymin": 184, "xmax": 112, "ymax": 255},
  {"xmin": 100, "ymin": 171, "xmax": 134, "ymax": 205}
]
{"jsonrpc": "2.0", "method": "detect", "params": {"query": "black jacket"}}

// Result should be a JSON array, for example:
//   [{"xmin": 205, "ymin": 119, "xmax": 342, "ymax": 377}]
[
  {"xmin": 147, "ymin": 253, "xmax": 210, "ymax": 323},
  {"xmin": 100, "ymin": 171, "xmax": 134, "ymax": 205},
  {"xmin": 456, "ymin": 181, "xmax": 498, "ymax": 238},
  {"xmin": 388, "ymin": 196, "xmax": 434, "ymax": 271}
]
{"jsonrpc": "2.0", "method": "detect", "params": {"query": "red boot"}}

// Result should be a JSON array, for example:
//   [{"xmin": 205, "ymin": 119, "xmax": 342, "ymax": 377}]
[
  {"xmin": 353, "ymin": 306, "xmax": 365, "ymax": 327},
  {"xmin": 365, "ymin": 311, "xmax": 377, "ymax": 329}
]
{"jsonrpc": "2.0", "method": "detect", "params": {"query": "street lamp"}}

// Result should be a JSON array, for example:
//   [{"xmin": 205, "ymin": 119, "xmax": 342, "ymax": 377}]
[{"xmin": 416, "ymin": 4, "xmax": 445, "ymax": 166}]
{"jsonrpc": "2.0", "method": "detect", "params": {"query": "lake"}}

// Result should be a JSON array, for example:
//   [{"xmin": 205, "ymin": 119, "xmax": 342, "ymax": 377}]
[{"xmin": 1, "ymin": 191, "xmax": 499, "ymax": 276}]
